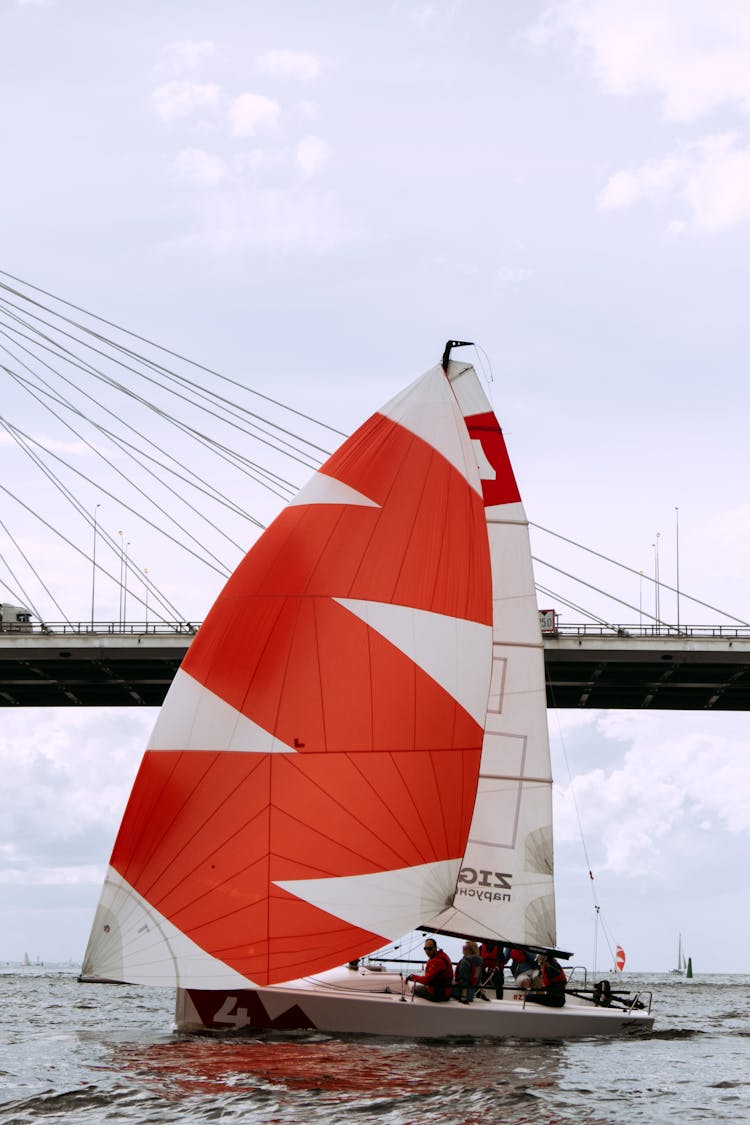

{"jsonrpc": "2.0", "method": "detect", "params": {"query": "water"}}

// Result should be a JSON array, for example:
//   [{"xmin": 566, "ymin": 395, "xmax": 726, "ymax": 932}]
[{"xmin": 1, "ymin": 969, "xmax": 749, "ymax": 1124}]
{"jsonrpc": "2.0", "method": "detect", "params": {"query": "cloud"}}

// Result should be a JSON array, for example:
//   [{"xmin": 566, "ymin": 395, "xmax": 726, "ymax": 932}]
[
  {"xmin": 162, "ymin": 185, "xmax": 358, "ymax": 256},
  {"xmin": 152, "ymin": 80, "xmax": 221, "ymax": 124},
  {"xmin": 175, "ymin": 147, "xmax": 228, "ymax": 187},
  {"xmin": 531, "ymin": 0, "xmax": 750, "ymax": 123},
  {"xmin": 229, "ymin": 93, "xmax": 281, "ymax": 137},
  {"xmin": 0, "ymin": 709, "xmax": 154, "ymax": 886},
  {"xmin": 553, "ymin": 711, "xmax": 750, "ymax": 880},
  {"xmin": 698, "ymin": 504, "xmax": 750, "ymax": 582},
  {"xmin": 598, "ymin": 132, "xmax": 750, "ymax": 233},
  {"xmin": 495, "ymin": 266, "xmax": 532, "ymax": 284},
  {"xmin": 297, "ymin": 99, "xmax": 321, "ymax": 123},
  {"xmin": 156, "ymin": 39, "xmax": 216, "ymax": 77},
  {"xmin": 256, "ymin": 49, "xmax": 322, "ymax": 82},
  {"xmin": 296, "ymin": 136, "xmax": 330, "ymax": 180}
]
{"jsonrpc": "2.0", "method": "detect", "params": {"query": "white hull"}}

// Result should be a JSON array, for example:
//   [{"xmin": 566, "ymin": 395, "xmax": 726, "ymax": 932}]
[{"xmin": 174, "ymin": 967, "xmax": 653, "ymax": 1040}]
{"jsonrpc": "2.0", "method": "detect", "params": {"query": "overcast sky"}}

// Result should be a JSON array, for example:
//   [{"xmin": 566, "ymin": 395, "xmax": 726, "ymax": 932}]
[{"xmin": 2, "ymin": 0, "xmax": 750, "ymax": 973}]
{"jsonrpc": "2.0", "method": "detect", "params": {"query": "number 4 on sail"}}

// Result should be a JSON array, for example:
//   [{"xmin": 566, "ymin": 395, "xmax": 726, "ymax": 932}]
[{"xmin": 80, "ymin": 344, "xmax": 654, "ymax": 1039}]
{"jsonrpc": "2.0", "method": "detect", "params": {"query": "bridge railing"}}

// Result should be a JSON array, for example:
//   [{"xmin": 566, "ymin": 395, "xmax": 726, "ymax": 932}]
[
  {"xmin": 0, "ymin": 621, "xmax": 198, "ymax": 636},
  {"xmin": 543, "ymin": 623, "xmax": 750, "ymax": 640},
  {"xmin": 3, "ymin": 621, "xmax": 750, "ymax": 640}
]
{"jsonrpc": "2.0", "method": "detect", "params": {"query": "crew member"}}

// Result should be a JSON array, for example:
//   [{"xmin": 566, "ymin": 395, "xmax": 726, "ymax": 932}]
[
  {"xmin": 525, "ymin": 952, "xmax": 567, "ymax": 1007},
  {"xmin": 506, "ymin": 947, "xmax": 539, "ymax": 990},
  {"xmin": 478, "ymin": 940, "xmax": 506, "ymax": 999},
  {"xmin": 452, "ymin": 940, "xmax": 484, "ymax": 1004},
  {"xmin": 406, "ymin": 937, "xmax": 453, "ymax": 1002}
]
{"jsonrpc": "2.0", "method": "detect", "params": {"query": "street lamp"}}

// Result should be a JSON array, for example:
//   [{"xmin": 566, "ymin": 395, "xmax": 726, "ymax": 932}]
[
  {"xmin": 654, "ymin": 532, "xmax": 661, "ymax": 630},
  {"xmin": 90, "ymin": 503, "xmax": 101, "ymax": 631},
  {"xmin": 118, "ymin": 531, "xmax": 124, "ymax": 630},
  {"xmin": 675, "ymin": 506, "xmax": 680, "ymax": 632},
  {"xmin": 144, "ymin": 567, "xmax": 149, "ymax": 631},
  {"xmin": 123, "ymin": 541, "xmax": 131, "ymax": 628}
]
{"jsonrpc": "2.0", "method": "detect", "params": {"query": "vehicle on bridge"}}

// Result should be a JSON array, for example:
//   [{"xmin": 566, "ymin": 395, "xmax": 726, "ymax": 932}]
[{"xmin": 0, "ymin": 603, "xmax": 32, "ymax": 632}]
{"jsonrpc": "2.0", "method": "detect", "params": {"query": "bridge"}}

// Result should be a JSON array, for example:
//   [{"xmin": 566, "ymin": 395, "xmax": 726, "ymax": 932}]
[
  {"xmin": 1, "ymin": 273, "xmax": 749, "ymax": 714},
  {"xmin": 1, "ymin": 622, "xmax": 749, "ymax": 710}
]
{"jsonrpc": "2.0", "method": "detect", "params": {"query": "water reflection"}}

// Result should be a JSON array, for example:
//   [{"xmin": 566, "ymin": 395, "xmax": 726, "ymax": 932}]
[{"xmin": 104, "ymin": 1034, "xmax": 575, "ymax": 1123}]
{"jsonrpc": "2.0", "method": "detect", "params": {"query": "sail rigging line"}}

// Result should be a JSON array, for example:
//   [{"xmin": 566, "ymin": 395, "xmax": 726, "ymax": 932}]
[
  {"xmin": 470, "ymin": 342, "xmax": 495, "ymax": 386},
  {"xmin": 545, "ymin": 675, "xmax": 618, "ymax": 975},
  {"xmin": 0, "ymin": 268, "xmax": 348, "ymax": 438},
  {"xmin": 531, "ymin": 521, "xmax": 750, "ymax": 627},
  {"xmin": 0, "ymin": 306, "xmax": 318, "ymax": 494}
]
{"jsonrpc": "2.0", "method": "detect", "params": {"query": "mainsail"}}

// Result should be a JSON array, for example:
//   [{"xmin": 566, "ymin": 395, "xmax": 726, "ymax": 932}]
[
  {"xmin": 424, "ymin": 360, "xmax": 556, "ymax": 948},
  {"xmin": 83, "ymin": 362, "xmax": 496, "ymax": 988}
]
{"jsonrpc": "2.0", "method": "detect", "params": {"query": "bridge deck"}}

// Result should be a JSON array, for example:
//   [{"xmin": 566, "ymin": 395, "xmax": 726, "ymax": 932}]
[{"xmin": 1, "ymin": 627, "xmax": 749, "ymax": 710}]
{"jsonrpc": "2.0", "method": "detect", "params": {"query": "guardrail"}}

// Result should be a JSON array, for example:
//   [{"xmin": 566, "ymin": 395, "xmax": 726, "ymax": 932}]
[
  {"xmin": 543, "ymin": 623, "xmax": 750, "ymax": 640},
  {"xmin": 2, "ymin": 620, "xmax": 750, "ymax": 640},
  {"xmin": 0, "ymin": 621, "xmax": 198, "ymax": 636}
]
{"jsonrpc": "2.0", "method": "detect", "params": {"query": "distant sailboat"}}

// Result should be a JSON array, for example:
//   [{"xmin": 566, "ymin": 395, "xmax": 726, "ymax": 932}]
[
  {"xmin": 614, "ymin": 945, "xmax": 626, "ymax": 972},
  {"xmin": 671, "ymin": 934, "xmax": 687, "ymax": 975}
]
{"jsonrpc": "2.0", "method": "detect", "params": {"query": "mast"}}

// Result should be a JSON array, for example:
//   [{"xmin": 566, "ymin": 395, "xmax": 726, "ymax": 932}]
[{"xmin": 441, "ymin": 339, "xmax": 474, "ymax": 372}]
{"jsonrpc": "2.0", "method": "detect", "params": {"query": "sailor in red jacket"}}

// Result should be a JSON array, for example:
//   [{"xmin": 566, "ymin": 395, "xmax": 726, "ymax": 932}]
[
  {"xmin": 525, "ymin": 952, "xmax": 567, "ymax": 1008},
  {"xmin": 406, "ymin": 937, "xmax": 453, "ymax": 1002}
]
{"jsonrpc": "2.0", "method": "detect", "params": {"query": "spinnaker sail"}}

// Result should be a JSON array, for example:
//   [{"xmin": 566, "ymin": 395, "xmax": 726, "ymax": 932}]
[{"xmin": 83, "ymin": 362, "xmax": 495, "ymax": 988}]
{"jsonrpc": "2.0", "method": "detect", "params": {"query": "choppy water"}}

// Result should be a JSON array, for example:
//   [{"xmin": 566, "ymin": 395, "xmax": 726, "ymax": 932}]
[{"xmin": 1, "ymin": 969, "xmax": 749, "ymax": 1124}]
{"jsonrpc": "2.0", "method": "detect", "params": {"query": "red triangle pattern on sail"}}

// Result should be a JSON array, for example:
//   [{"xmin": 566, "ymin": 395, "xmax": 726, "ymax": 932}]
[{"xmin": 108, "ymin": 380, "xmax": 492, "ymax": 986}]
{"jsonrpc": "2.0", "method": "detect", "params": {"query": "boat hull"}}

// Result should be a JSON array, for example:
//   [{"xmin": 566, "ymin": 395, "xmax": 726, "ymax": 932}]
[{"xmin": 174, "ymin": 968, "xmax": 654, "ymax": 1040}]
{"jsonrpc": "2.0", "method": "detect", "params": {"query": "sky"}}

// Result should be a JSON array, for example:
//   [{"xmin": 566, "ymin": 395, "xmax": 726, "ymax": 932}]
[{"xmin": 1, "ymin": 0, "xmax": 750, "ymax": 974}]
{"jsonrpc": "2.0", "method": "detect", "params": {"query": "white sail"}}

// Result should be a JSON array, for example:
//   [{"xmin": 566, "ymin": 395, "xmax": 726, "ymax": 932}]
[{"xmin": 424, "ymin": 360, "xmax": 556, "ymax": 947}]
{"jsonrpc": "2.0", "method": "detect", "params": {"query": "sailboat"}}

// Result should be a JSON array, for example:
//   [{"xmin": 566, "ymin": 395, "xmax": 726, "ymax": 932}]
[
  {"xmin": 671, "ymin": 934, "xmax": 686, "ymax": 974},
  {"xmin": 81, "ymin": 345, "xmax": 653, "ymax": 1039}
]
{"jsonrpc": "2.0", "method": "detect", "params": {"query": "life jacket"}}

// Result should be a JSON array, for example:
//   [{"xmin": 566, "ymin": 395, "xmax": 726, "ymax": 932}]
[
  {"xmin": 540, "ymin": 959, "xmax": 567, "ymax": 991},
  {"xmin": 480, "ymin": 942, "xmax": 503, "ymax": 970}
]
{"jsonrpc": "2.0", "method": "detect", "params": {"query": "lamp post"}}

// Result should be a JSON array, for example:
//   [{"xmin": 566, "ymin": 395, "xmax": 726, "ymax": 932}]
[
  {"xmin": 675, "ymin": 506, "xmax": 680, "ymax": 632},
  {"xmin": 123, "ymin": 541, "xmax": 131, "ymax": 628},
  {"xmin": 639, "ymin": 570, "xmax": 643, "ymax": 630},
  {"xmin": 654, "ymin": 532, "xmax": 661, "ymax": 631},
  {"xmin": 118, "ymin": 531, "xmax": 124, "ymax": 630},
  {"xmin": 144, "ymin": 567, "xmax": 149, "ymax": 631},
  {"xmin": 90, "ymin": 504, "xmax": 100, "ymax": 631}
]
